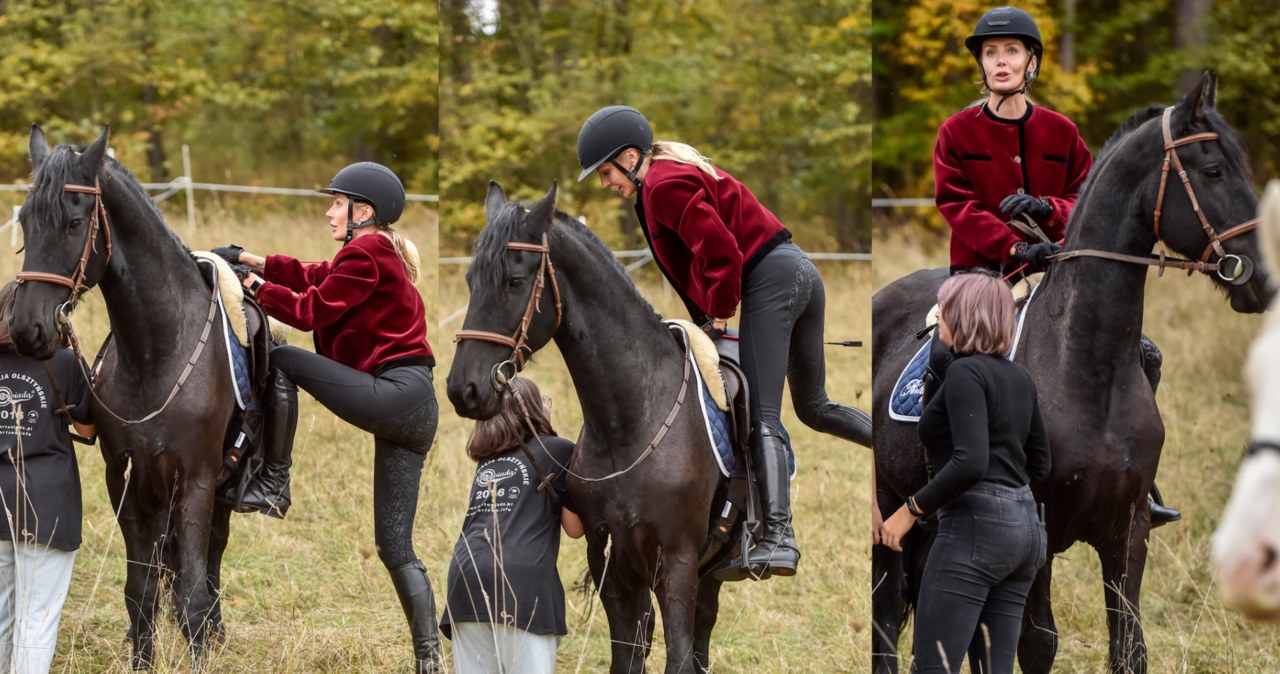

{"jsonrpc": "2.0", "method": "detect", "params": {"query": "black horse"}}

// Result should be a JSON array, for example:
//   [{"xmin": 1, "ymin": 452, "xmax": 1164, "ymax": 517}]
[
  {"xmin": 448, "ymin": 182, "xmax": 729, "ymax": 673},
  {"xmin": 871, "ymin": 73, "xmax": 1272, "ymax": 673},
  {"xmin": 11, "ymin": 126, "xmax": 237, "ymax": 668}
]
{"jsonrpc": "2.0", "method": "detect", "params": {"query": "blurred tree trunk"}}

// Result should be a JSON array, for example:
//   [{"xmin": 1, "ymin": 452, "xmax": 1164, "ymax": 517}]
[
  {"xmin": 1175, "ymin": 0, "xmax": 1212, "ymax": 92},
  {"xmin": 1060, "ymin": 0, "xmax": 1076, "ymax": 73}
]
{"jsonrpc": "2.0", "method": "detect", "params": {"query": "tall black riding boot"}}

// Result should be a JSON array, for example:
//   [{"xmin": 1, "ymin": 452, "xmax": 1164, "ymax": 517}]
[
  {"xmin": 1149, "ymin": 482, "xmax": 1181, "ymax": 527},
  {"xmin": 744, "ymin": 427, "xmax": 800, "ymax": 579},
  {"xmin": 237, "ymin": 370, "xmax": 298, "ymax": 519},
  {"xmin": 389, "ymin": 559, "xmax": 442, "ymax": 674}
]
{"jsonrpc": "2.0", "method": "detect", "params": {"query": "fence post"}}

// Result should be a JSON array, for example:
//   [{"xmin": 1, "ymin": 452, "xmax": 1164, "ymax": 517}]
[{"xmin": 182, "ymin": 144, "xmax": 195, "ymax": 232}]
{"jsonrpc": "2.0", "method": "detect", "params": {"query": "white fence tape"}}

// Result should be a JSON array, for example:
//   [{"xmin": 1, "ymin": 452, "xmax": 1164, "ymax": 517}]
[{"xmin": 0, "ymin": 177, "xmax": 438, "ymax": 203}]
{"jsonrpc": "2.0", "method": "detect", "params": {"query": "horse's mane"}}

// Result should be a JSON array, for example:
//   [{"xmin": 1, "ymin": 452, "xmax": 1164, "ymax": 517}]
[
  {"xmin": 1094, "ymin": 103, "xmax": 1251, "ymax": 179},
  {"xmin": 26, "ymin": 146, "xmax": 191, "ymax": 256},
  {"xmin": 470, "ymin": 202, "xmax": 661, "ymax": 321}
]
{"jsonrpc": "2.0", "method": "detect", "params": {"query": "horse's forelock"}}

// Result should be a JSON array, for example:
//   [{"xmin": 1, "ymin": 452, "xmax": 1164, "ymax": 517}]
[
  {"xmin": 1200, "ymin": 106, "xmax": 1252, "ymax": 181},
  {"xmin": 25, "ymin": 145, "xmax": 85, "ymax": 227},
  {"xmin": 469, "ymin": 201, "xmax": 526, "ymax": 289}
]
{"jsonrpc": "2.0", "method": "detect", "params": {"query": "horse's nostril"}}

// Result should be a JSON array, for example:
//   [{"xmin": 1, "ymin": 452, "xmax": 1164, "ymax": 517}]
[
  {"xmin": 463, "ymin": 382, "xmax": 479, "ymax": 410},
  {"xmin": 1262, "ymin": 546, "xmax": 1278, "ymax": 573}
]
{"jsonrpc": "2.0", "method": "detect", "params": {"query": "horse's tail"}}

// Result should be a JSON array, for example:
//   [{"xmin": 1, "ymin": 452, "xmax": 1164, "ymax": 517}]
[{"xmin": 1260, "ymin": 180, "xmax": 1280, "ymax": 286}]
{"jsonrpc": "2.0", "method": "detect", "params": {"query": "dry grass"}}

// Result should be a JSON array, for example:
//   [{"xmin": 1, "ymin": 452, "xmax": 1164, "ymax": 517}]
[
  {"xmin": 874, "ymin": 224, "xmax": 1280, "ymax": 672},
  {"xmin": 10, "ymin": 200, "xmax": 875, "ymax": 672}
]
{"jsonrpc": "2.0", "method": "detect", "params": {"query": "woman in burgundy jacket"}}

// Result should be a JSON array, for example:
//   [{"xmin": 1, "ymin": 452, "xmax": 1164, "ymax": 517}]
[
  {"xmin": 215, "ymin": 162, "xmax": 442, "ymax": 672},
  {"xmin": 932, "ymin": 6, "xmax": 1178, "ymax": 526},
  {"xmin": 576, "ymin": 105, "xmax": 874, "ymax": 581}
]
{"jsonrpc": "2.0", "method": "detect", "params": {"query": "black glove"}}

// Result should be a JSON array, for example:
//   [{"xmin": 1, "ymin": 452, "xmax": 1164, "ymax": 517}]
[
  {"xmin": 211, "ymin": 244, "xmax": 245, "ymax": 267},
  {"xmin": 230, "ymin": 263, "xmax": 254, "ymax": 281},
  {"xmin": 1000, "ymin": 193, "xmax": 1053, "ymax": 223},
  {"xmin": 700, "ymin": 319, "xmax": 726, "ymax": 341},
  {"xmin": 1010, "ymin": 241, "xmax": 1062, "ymax": 266}
]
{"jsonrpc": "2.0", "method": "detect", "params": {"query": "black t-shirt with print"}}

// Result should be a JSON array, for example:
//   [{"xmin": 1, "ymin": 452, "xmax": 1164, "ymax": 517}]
[
  {"xmin": 442, "ymin": 435, "xmax": 574, "ymax": 638},
  {"xmin": 0, "ymin": 348, "xmax": 93, "ymax": 551}
]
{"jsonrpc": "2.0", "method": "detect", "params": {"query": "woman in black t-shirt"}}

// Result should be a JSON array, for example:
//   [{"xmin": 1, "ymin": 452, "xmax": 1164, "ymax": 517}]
[
  {"xmin": 442, "ymin": 377, "xmax": 583, "ymax": 674},
  {"xmin": 0, "ymin": 280, "xmax": 95, "ymax": 672},
  {"xmin": 879, "ymin": 271, "xmax": 1051, "ymax": 674}
]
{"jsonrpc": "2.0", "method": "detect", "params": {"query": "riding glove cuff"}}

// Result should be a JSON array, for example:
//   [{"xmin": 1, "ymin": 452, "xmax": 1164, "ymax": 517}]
[{"xmin": 1000, "ymin": 193, "xmax": 1054, "ymax": 223}]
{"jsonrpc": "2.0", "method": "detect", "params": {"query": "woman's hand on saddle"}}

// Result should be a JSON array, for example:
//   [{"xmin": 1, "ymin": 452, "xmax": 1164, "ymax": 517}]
[
  {"xmin": 700, "ymin": 318, "xmax": 728, "ymax": 340},
  {"xmin": 1000, "ymin": 193, "xmax": 1053, "ymax": 223},
  {"xmin": 880, "ymin": 503, "xmax": 919, "ymax": 552},
  {"xmin": 212, "ymin": 244, "xmax": 245, "ymax": 266}
]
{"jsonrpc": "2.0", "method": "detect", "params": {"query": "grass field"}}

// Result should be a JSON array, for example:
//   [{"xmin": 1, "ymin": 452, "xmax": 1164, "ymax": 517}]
[
  {"xmin": 874, "ymin": 225, "xmax": 1280, "ymax": 672},
  {"xmin": 11, "ymin": 201, "xmax": 874, "ymax": 673}
]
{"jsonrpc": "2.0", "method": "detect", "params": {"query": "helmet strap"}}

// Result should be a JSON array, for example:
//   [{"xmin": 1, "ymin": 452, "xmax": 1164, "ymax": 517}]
[
  {"xmin": 610, "ymin": 149, "xmax": 648, "ymax": 191},
  {"xmin": 343, "ymin": 199, "xmax": 377, "ymax": 247}
]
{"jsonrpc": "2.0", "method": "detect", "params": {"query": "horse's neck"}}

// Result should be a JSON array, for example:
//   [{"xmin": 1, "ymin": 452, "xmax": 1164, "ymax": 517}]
[
  {"xmin": 551, "ymin": 234, "xmax": 684, "ymax": 443},
  {"xmin": 1033, "ymin": 160, "xmax": 1154, "ymax": 370},
  {"xmin": 96, "ymin": 174, "xmax": 207, "ymax": 366}
]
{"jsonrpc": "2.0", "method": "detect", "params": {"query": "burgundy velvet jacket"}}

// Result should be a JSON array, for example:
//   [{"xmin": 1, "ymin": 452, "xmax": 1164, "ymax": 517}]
[
  {"xmin": 933, "ymin": 103, "xmax": 1093, "ymax": 269},
  {"xmin": 257, "ymin": 233, "xmax": 434, "ymax": 374},
  {"xmin": 637, "ymin": 159, "xmax": 788, "ymax": 321}
]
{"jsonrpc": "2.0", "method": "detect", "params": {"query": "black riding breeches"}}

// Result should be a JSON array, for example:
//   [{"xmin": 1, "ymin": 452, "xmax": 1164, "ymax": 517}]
[
  {"xmin": 1139, "ymin": 333, "xmax": 1162, "ymax": 393},
  {"xmin": 737, "ymin": 243, "xmax": 872, "ymax": 448},
  {"xmin": 270, "ymin": 345, "xmax": 439, "ymax": 568}
]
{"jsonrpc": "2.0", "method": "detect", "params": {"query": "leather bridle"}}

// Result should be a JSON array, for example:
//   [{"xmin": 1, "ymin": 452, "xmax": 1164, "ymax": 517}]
[
  {"xmin": 454, "ymin": 233, "xmax": 563, "ymax": 389},
  {"xmin": 1053, "ymin": 106, "xmax": 1258, "ymax": 285},
  {"xmin": 14, "ymin": 179, "xmax": 113, "ymax": 318}
]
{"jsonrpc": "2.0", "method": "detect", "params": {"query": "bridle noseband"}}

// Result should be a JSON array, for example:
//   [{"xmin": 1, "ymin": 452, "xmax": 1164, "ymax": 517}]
[
  {"xmin": 14, "ymin": 178, "xmax": 113, "ymax": 316},
  {"xmin": 1051, "ymin": 107, "xmax": 1259, "ymax": 285},
  {"xmin": 454, "ymin": 233, "xmax": 563, "ymax": 389},
  {"xmin": 1152, "ymin": 106, "xmax": 1257, "ymax": 284}
]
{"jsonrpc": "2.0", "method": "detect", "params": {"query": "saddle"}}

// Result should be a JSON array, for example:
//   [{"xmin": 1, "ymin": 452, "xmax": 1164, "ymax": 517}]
[
  {"xmin": 191, "ymin": 254, "xmax": 278, "ymax": 485},
  {"xmin": 662, "ymin": 320, "xmax": 761, "ymax": 575}
]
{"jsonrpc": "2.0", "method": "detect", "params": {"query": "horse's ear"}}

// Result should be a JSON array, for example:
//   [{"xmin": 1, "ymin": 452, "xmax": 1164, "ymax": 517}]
[
  {"xmin": 29, "ymin": 124, "xmax": 49, "ymax": 168},
  {"xmin": 80, "ymin": 125, "xmax": 109, "ymax": 173},
  {"xmin": 485, "ymin": 181, "xmax": 508, "ymax": 223},
  {"xmin": 1260, "ymin": 180, "xmax": 1280, "ymax": 284},
  {"xmin": 527, "ymin": 181, "xmax": 558, "ymax": 233},
  {"xmin": 1175, "ymin": 71, "xmax": 1217, "ymax": 125}
]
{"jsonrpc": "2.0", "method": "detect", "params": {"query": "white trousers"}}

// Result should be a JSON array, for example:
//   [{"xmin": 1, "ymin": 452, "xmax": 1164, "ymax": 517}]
[
  {"xmin": 0, "ymin": 542, "xmax": 76, "ymax": 674},
  {"xmin": 451, "ymin": 622, "xmax": 560, "ymax": 674}
]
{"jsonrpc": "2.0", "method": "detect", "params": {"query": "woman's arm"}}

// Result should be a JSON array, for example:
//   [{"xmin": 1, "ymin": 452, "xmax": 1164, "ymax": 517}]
[
  {"xmin": 911, "ymin": 363, "xmax": 991, "ymax": 514},
  {"xmin": 1024, "ymin": 388, "xmax": 1053, "ymax": 482},
  {"xmin": 561, "ymin": 508, "xmax": 585, "ymax": 539},
  {"xmin": 933, "ymin": 126, "xmax": 1023, "ymax": 263},
  {"xmin": 647, "ymin": 174, "xmax": 745, "ymax": 321},
  {"xmin": 72, "ymin": 421, "xmax": 96, "ymax": 438},
  {"xmin": 254, "ymin": 247, "xmax": 379, "ymax": 331}
]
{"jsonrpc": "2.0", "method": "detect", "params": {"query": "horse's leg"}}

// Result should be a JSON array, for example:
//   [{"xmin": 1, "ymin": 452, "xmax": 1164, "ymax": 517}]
[
  {"xmin": 172, "ymin": 485, "xmax": 216, "ymax": 663},
  {"xmin": 1099, "ymin": 520, "xmax": 1150, "ymax": 674},
  {"xmin": 587, "ymin": 538, "xmax": 654, "ymax": 674},
  {"xmin": 871, "ymin": 490, "xmax": 907, "ymax": 674},
  {"xmin": 122, "ymin": 511, "xmax": 166, "ymax": 670},
  {"xmin": 691, "ymin": 576, "xmax": 722, "ymax": 673},
  {"xmin": 1016, "ymin": 560, "xmax": 1058, "ymax": 673},
  {"xmin": 653, "ymin": 550, "xmax": 702, "ymax": 674},
  {"xmin": 205, "ymin": 500, "xmax": 233, "ymax": 644}
]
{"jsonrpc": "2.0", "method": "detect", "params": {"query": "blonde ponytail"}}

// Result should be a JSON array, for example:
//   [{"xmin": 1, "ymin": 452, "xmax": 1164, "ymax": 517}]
[
  {"xmin": 650, "ymin": 141, "xmax": 721, "ymax": 180},
  {"xmin": 379, "ymin": 228, "xmax": 420, "ymax": 283}
]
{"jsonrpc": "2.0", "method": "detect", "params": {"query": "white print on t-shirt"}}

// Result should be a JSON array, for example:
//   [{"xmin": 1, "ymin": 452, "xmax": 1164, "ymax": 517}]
[
  {"xmin": 467, "ymin": 455, "xmax": 531, "ymax": 517},
  {"xmin": 0, "ymin": 373, "xmax": 47, "ymax": 438}
]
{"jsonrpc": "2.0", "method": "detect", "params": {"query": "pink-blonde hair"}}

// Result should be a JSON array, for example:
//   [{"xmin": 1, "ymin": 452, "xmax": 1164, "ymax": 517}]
[{"xmin": 937, "ymin": 271, "xmax": 1015, "ymax": 356}]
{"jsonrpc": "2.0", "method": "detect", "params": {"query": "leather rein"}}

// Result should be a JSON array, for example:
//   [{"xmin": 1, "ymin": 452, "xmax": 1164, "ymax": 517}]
[
  {"xmin": 14, "ymin": 178, "xmax": 220, "ymax": 427},
  {"xmin": 454, "ymin": 231, "xmax": 692, "ymax": 482},
  {"xmin": 1051, "ymin": 106, "xmax": 1258, "ymax": 284}
]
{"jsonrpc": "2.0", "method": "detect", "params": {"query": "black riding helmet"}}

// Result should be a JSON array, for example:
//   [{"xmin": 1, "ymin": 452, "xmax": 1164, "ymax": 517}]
[
  {"xmin": 576, "ymin": 105, "xmax": 653, "ymax": 189},
  {"xmin": 966, "ymin": 6, "xmax": 1043, "ymax": 99},
  {"xmin": 321, "ymin": 162, "xmax": 406, "ymax": 243}
]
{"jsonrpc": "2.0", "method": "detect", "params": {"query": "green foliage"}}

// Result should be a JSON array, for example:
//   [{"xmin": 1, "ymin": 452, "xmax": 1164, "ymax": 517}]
[
  {"xmin": 0, "ymin": 0, "xmax": 438, "ymax": 193},
  {"xmin": 440, "ymin": 0, "xmax": 871, "ymax": 255},
  {"xmin": 874, "ymin": 0, "xmax": 1279, "ymax": 209}
]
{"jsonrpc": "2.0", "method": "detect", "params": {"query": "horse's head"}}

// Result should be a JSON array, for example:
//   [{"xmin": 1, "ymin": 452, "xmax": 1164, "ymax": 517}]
[
  {"xmin": 12, "ymin": 125, "xmax": 113, "ymax": 360},
  {"xmin": 447, "ymin": 181, "xmax": 562, "ymax": 419},
  {"xmin": 1146, "ymin": 72, "xmax": 1272, "ymax": 312},
  {"xmin": 1212, "ymin": 181, "xmax": 1280, "ymax": 620}
]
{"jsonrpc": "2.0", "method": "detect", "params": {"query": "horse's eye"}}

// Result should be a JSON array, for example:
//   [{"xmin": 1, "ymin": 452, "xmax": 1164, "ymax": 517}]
[
  {"xmin": 1204, "ymin": 165, "xmax": 1223, "ymax": 180},
  {"xmin": 69, "ymin": 217, "xmax": 85, "ymax": 230},
  {"xmin": 508, "ymin": 277, "xmax": 526, "ymax": 289}
]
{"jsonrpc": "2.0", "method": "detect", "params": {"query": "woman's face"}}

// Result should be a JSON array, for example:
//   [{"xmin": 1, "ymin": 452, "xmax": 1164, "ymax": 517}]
[
  {"xmin": 980, "ymin": 38, "xmax": 1035, "ymax": 93},
  {"xmin": 325, "ymin": 193, "xmax": 375, "ymax": 242},
  {"xmin": 595, "ymin": 148, "xmax": 643, "ymax": 198}
]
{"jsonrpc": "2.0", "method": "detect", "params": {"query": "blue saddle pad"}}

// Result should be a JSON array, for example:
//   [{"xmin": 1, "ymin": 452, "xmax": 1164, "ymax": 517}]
[
  {"xmin": 889, "ymin": 337, "xmax": 932, "ymax": 423},
  {"xmin": 700, "ymin": 378, "xmax": 796, "ymax": 479},
  {"xmin": 225, "ymin": 313, "xmax": 253, "ymax": 411}
]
